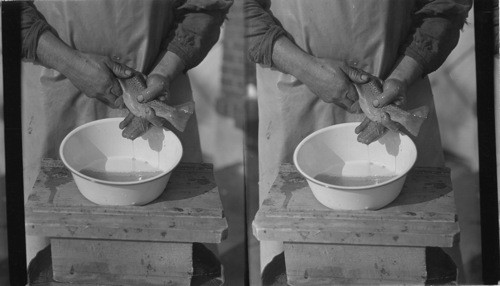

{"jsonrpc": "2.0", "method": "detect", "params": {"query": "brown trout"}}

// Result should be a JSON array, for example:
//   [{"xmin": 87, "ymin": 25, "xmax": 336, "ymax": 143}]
[
  {"xmin": 118, "ymin": 71, "xmax": 194, "ymax": 132},
  {"xmin": 355, "ymin": 76, "xmax": 429, "ymax": 137}
]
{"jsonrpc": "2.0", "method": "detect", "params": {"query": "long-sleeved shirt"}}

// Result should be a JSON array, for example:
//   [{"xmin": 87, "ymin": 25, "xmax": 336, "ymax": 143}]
[
  {"xmin": 245, "ymin": 0, "xmax": 472, "ymax": 75},
  {"xmin": 21, "ymin": 0, "xmax": 233, "ymax": 70}
]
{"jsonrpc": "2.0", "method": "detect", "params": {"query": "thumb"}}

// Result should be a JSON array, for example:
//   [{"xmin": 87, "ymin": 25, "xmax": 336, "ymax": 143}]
[
  {"xmin": 108, "ymin": 61, "xmax": 133, "ymax": 79},
  {"xmin": 138, "ymin": 82, "xmax": 163, "ymax": 103},
  {"xmin": 344, "ymin": 66, "xmax": 369, "ymax": 84},
  {"xmin": 373, "ymin": 89, "xmax": 398, "ymax": 108}
]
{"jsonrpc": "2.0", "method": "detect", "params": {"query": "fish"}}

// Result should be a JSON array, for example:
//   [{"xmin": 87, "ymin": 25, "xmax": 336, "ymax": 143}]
[
  {"xmin": 354, "ymin": 75, "xmax": 429, "ymax": 137},
  {"xmin": 118, "ymin": 71, "xmax": 194, "ymax": 132}
]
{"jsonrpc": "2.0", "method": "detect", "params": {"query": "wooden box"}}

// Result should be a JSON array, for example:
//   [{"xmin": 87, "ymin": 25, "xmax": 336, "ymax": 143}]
[
  {"xmin": 253, "ymin": 164, "xmax": 459, "ymax": 285},
  {"xmin": 26, "ymin": 159, "xmax": 228, "ymax": 285}
]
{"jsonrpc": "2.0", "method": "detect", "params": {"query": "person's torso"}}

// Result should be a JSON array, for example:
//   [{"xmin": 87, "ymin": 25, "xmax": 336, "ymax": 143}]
[
  {"xmin": 270, "ymin": 0, "xmax": 415, "ymax": 78},
  {"xmin": 35, "ymin": 0, "xmax": 175, "ymax": 73}
]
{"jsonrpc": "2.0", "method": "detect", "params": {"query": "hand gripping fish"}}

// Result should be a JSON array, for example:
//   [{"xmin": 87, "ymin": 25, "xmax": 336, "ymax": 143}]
[
  {"xmin": 354, "ymin": 76, "xmax": 429, "ymax": 137},
  {"xmin": 118, "ymin": 71, "xmax": 194, "ymax": 132}
]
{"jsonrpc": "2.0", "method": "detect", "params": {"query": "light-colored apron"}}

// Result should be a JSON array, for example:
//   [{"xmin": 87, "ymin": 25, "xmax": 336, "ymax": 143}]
[
  {"xmin": 23, "ymin": 0, "xmax": 202, "ymax": 261},
  {"xmin": 24, "ymin": 0, "xmax": 203, "ymax": 189},
  {"xmin": 257, "ymin": 0, "xmax": 445, "ymax": 269}
]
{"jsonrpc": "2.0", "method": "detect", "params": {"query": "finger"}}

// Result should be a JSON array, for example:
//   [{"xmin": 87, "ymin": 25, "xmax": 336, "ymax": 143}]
[
  {"xmin": 109, "ymin": 80, "xmax": 123, "ymax": 97},
  {"xmin": 114, "ymin": 96, "xmax": 125, "ymax": 109},
  {"xmin": 349, "ymin": 101, "xmax": 362, "ymax": 113},
  {"xmin": 373, "ymin": 90, "xmax": 398, "ymax": 108},
  {"xmin": 138, "ymin": 83, "xmax": 164, "ymax": 103},
  {"xmin": 98, "ymin": 93, "xmax": 119, "ymax": 108},
  {"xmin": 357, "ymin": 131, "xmax": 373, "ymax": 145},
  {"xmin": 368, "ymin": 124, "xmax": 388, "ymax": 142},
  {"xmin": 158, "ymin": 90, "xmax": 169, "ymax": 102},
  {"xmin": 380, "ymin": 112, "xmax": 400, "ymax": 132},
  {"xmin": 393, "ymin": 97, "xmax": 405, "ymax": 107},
  {"xmin": 375, "ymin": 94, "xmax": 405, "ymax": 108},
  {"xmin": 335, "ymin": 97, "xmax": 356, "ymax": 112},
  {"xmin": 345, "ymin": 85, "xmax": 359, "ymax": 102},
  {"xmin": 344, "ymin": 66, "xmax": 369, "ymax": 84},
  {"xmin": 357, "ymin": 123, "xmax": 388, "ymax": 144},
  {"xmin": 357, "ymin": 127, "xmax": 374, "ymax": 144},
  {"xmin": 354, "ymin": 117, "xmax": 371, "ymax": 134},
  {"xmin": 119, "ymin": 112, "xmax": 135, "ymax": 129},
  {"xmin": 122, "ymin": 117, "xmax": 150, "ymax": 140},
  {"xmin": 109, "ymin": 61, "xmax": 133, "ymax": 79}
]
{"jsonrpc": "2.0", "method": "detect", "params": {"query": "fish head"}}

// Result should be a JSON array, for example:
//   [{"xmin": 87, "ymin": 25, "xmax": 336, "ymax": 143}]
[
  {"xmin": 118, "ymin": 70, "xmax": 150, "ymax": 118},
  {"xmin": 354, "ymin": 74, "xmax": 385, "ymax": 123}
]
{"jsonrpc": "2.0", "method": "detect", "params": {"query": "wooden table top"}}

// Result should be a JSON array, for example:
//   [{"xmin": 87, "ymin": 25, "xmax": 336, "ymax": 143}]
[
  {"xmin": 25, "ymin": 159, "xmax": 228, "ymax": 243},
  {"xmin": 253, "ymin": 164, "xmax": 459, "ymax": 248}
]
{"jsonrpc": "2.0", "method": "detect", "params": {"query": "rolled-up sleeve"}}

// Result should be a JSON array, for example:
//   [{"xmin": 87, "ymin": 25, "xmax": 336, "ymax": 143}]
[
  {"xmin": 167, "ymin": 0, "xmax": 233, "ymax": 70},
  {"xmin": 20, "ymin": 1, "xmax": 57, "ymax": 62},
  {"xmin": 402, "ymin": 0, "xmax": 473, "ymax": 75},
  {"xmin": 244, "ymin": 0, "xmax": 289, "ymax": 68}
]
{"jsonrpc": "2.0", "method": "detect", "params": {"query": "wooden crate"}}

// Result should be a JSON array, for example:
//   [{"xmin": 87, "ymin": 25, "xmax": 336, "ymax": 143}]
[
  {"xmin": 253, "ymin": 164, "xmax": 459, "ymax": 285},
  {"xmin": 26, "ymin": 159, "xmax": 228, "ymax": 285}
]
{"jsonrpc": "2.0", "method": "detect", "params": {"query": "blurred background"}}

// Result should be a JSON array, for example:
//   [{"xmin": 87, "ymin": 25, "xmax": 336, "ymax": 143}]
[{"xmin": 0, "ymin": 1, "xmax": 490, "ymax": 285}]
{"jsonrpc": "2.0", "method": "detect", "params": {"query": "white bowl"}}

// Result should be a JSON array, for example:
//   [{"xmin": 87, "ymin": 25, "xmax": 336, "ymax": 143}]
[
  {"xmin": 59, "ymin": 118, "xmax": 183, "ymax": 206},
  {"xmin": 293, "ymin": 123, "xmax": 417, "ymax": 210}
]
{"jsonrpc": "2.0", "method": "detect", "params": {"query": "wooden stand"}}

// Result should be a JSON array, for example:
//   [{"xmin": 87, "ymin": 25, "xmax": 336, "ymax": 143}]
[
  {"xmin": 253, "ymin": 164, "xmax": 459, "ymax": 285},
  {"xmin": 26, "ymin": 159, "xmax": 228, "ymax": 286}
]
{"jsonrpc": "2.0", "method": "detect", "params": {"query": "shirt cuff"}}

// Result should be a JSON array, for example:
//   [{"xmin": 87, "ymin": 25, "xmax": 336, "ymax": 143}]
[
  {"xmin": 404, "ymin": 41, "xmax": 432, "ymax": 76},
  {"xmin": 402, "ymin": 19, "xmax": 460, "ymax": 76},
  {"xmin": 167, "ymin": 34, "xmax": 197, "ymax": 71}
]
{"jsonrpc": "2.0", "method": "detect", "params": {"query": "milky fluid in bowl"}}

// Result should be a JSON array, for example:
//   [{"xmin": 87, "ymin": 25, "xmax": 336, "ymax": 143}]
[
  {"xmin": 314, "ymin": 160, "xmax": 396, "ymax": 187},
  {"xmin": 79, "ymin": 157, "xmax": 163, "ymax": 182}
]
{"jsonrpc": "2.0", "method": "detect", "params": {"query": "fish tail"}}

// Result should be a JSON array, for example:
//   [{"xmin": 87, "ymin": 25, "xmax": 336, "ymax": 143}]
[
  {"xmin": 174, "ymin": 101, "xmax": 195, "ymax": 116},
  {"xmin": 153, "ymin": 101, "xmax": 195, "ymax": 132},
  {"xmin": 399, "ymin": 106, "xmax": 429, "ymax": 137}
]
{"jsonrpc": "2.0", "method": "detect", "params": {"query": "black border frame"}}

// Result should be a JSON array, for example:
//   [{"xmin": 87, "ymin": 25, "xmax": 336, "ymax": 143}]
[
  {"xmin": 2, "ymin": 0, "xmax": 499, "ymax": 285},
  {"xmin": 474, "ymin": 0, "xmax": 500, "ymax": 283},
  {"xmin": 3, "ymin": 2, "xmax": 28, "ymax": 285}
]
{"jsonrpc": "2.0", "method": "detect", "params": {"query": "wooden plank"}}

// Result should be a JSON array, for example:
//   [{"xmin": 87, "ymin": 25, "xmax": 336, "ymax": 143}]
[
  {"xmin": 26, "ymin": 213, "xmax": 227, "ymax": 243},
  {"xmin": 26, "ymin": 159, "xmax": 224, "ymax": 218},
  {"xmin": 25, "ymin": 159, "xmax": 228, "ymax": 243},
  {"xmin": 31, "ymin": 280, "xmax": 187, "ymax": 286},
  {"xmin": 253, "ymin": 217, "xmax": 458, "ymax": 247},
  {"xmin": 253, "ymin": 164, "xmax": 459, "ymax": 247},
  {"xmin": 284, "ymin": 243, "xmax": 427, "ymax": 285},
  {"xmin": 51, "ymin": 238, "xmax": 192, "ymax": 286},
  {"xmin": 285, "ymin": 276, "xmax": 421, "ymax": 285}
]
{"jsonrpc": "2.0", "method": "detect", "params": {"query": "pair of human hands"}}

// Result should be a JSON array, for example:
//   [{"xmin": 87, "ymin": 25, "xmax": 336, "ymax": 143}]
[
  {"xmin": 306, "ymin": 58, "xmax": 407, "ymax": 144},
  {"xmin": 67, "ymin": 52, "xmax": 169, "ymax": 139},
  {"xmin": 70, "ymin": 52, "xmax": 407, "ymax": 143}
]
